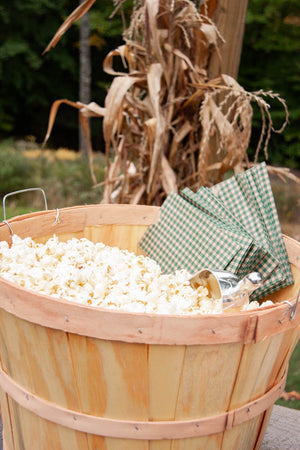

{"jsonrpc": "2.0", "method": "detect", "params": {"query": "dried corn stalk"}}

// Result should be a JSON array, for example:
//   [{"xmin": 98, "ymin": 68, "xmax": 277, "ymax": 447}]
[{"xmin": 44, "ymin": 0, "xmax": 291, "ymax": 205}]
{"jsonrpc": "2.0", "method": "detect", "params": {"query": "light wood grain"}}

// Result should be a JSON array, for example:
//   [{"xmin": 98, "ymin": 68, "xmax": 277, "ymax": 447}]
[
  {"xmin": 1, "ymin": 405, "xmax": 299, "ymax": 450},
  {"xmin": 0, "ymin": 204, "xmax": 299, "ymax": 449},
  {"xmin": 148, "ymin": 345, "xmax": 185, "ymax": 422}
]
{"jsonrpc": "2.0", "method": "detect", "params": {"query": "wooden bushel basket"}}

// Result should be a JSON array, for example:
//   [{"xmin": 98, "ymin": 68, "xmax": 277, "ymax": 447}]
[{"xmin": 0, "ymin": 204, "xmax": 299, "ymax": 450}]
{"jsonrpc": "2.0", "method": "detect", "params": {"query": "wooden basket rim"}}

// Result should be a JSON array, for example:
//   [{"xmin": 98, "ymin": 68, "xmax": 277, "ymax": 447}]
[{"xmin": 0, "ymin": 204, "xmax": 299, "ymax": 345}]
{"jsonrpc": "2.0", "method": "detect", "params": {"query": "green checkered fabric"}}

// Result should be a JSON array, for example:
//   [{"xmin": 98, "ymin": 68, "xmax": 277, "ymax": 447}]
[
  {"xmin": 181, "ymin": 187, "xmax": 279, "ymax": 279},
  {"xmin": 180, "ymin": 188, "xmax": 266, "ymax": 276},
  {"xmin": 139, "ymin": 163, "xmax": 294, "ymax": 301},
  {"xmin": 210, "ymin": 163, "xmax": 293, "ymax": 299},
  {"xmin": 139, "ymin": 192, "xmax": 250, "ymax": 275}
]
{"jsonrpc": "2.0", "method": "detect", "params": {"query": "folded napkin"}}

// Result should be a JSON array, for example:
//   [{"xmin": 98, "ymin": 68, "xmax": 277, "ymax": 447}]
[
  {"xmin": 139, "ymin": 163, "xmax": 293, "ymax": 301},
  {"xmin": 210, "ymin": 162, "xmax": 293, "ymax": 298}
]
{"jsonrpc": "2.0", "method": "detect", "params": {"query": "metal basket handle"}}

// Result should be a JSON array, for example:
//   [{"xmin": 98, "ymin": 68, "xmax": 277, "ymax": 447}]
[{"xmin": 2, "ymin": 188, "xmax": 48, "ymax": 221}]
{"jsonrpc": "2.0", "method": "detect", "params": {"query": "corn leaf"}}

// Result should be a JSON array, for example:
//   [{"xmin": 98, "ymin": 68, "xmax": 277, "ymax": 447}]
[
  {"xmin": 43, "ymin": 0, "xmax": 97, "ymax": 54},
  {"xmin": 103, "ymin": 76, "xmax": 144, "ymax": 153}
]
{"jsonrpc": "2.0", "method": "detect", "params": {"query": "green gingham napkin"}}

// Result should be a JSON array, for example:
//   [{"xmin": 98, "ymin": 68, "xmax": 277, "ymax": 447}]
[
  {"xmin": 210, "ymin": 163, "xmax": 293, "ymax": 299},
  {"xmin": 180, "ymin": 187, "xmax": 274, "ymax": 278},
  {"xmin": 139, "ymin": 163, "xmax": 294, "ymax": 301},
  {"xmin": 139, "ymin": 191, "xmax": 253, "ymax": 275}
]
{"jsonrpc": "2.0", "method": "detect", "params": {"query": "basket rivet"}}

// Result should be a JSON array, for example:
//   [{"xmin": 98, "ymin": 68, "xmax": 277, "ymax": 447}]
[
  {"xmin": 278, "ymin": 319, "xmax": 283, "ymax": 324},
  {"xmin": 138, "ymin": 328, "xmax": 142, "ymax": 334},
  {"xmin": 8, "ymin": 297, "xmax": 12, "ymax": 304},
  {"xmin": 26, "ymin": 394, "xmax": 29, "ymax": 401},
  {"xmin": 134, "ymin": 425, "xmax": 139, "ymax": 431},
  {"xmin": 212, "ymin": 329, "xmax": 216, "ymax": 334},
  {"xmin": 73, "ymin": 416, "xmax": 77, "ymax": 421},
  {"xmin": 65, "ymin": 315, "xmax": 69, "ymax": 322},
  {"xmin": 196, "ymin": 422, "xmax": 200, "ymax": 428},
  {"xmin": 247, "ymin": 408, "xmax": 250, "ymax": 413}
]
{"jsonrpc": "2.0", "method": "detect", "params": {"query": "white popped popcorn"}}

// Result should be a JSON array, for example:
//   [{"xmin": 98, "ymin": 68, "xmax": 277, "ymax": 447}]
[
  {"xmin": 0, "ymin": 235, "xmax": 272, "ymax": 314},
  {"xmin": 242, "ymin": 299, "xmax": 274, "ymax": 311}
]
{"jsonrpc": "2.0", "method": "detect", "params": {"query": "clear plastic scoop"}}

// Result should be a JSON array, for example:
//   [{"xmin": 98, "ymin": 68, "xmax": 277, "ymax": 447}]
[{"xmin": 189, "ymin": 269, "xmax": 263, "ymax": 311}]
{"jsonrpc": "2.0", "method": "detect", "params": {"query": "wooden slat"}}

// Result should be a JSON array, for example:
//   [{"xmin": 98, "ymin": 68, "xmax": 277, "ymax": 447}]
[
  {"xmin": 0, "ymin": 391, "xmax": 14, "ymax": 450},
  {"xmin": 220, "ymin": 326, "xmax": 299, "ymax": 449},
  {"xmin": 171, "ymin": 433, "xmax": 223, "ymax": 450},
  {"xmin": 173, "ymin": 342, "xmax": 243, "ymax": 449},
  {"xmin": 254, "ymin": 406, "xmax": 274, "ymax": 450},
  {"xmin": 221, "ymin": 337, "xmax": 272, "ymax": 448},
  {"xmin": 0, "ymin": 309, "xmax": 89, "ymax": 449},
  {"xmin": 7, "ymin": 401, "xmax": 88, "ymax": 450},
  {"xmin": 68, "ymin": 337, "xmax": 149, "ymax": 421},
  {"xmin": 83, "ymin": 224, "xmax": 149, "ymax": 254},
  {"xmin": 175, "ymin": 343, "xmax": 244, "ymax": 418},
  {"xmin": 0, "ymin": 204, "xmax": 160, "ymax": 243},
  {"xmin": 266, "ymin": 328, "xmax": 300, "ymax": 389},
  {"xmin": 34, "ymin": 231, "xmax": 84, "ymax": 244},
  {"xmin": 148, "ymin": 345, "xmax": 185, "ymax": 421},
  {"xmin": 104, "ymin": 437, "xmax": 149, "ymax": 450},
  {"xmin": 67, "ymin": 335, "xmax": 149, "ymax": 450},
  {"xmin": 222, "ymin": 414, "xmax": 265, "ymax": 450}
]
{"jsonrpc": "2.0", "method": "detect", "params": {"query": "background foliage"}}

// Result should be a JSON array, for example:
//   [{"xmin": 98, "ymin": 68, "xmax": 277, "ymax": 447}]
[
  {"xmin": 0, "ymin": 0, "xmax": 299, "ymax": 169},
  {"xmin": 238, "ymin": 0, "xmax": 300, "ymax": 168},
  {"xmin": 0, "ymin": 0, "xmax": 78, "ymax": 145},
  {"xmin": 0, "ymin": 139, "xmax": 105, "ymax": 210},
  {"xmin": 0, "ymin": 0, "xmax": 126, "ymax": 149}
]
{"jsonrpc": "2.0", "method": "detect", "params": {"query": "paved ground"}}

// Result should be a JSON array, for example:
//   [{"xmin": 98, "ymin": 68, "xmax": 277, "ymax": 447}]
[{"xmin": 261, "ymin": 405, "xmax": 300, "ymax": 449}]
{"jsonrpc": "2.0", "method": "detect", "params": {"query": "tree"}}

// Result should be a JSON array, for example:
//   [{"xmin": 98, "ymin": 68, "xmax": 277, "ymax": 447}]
[
  {"xmin": 238, "ymin": 0, "xmax": 300, "ymax": 168},
  {"xmin": 0, "ymin": 0, "xmax": 79, "ymax": 145},
  {"xmin": 0, "ymin": 0, "xmax": 125, "ymax": 149},
  {"xmin": 79, "ymin": 0, "xmax": 91, "ymax": 154}
]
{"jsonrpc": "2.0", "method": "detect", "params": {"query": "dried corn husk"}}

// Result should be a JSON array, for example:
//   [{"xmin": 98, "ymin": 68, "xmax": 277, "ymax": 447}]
[
  {"xmin": 43, "ymin": 0, "xmax": 97, "ymax": 54},
  {"xmin": 43, "ymin": 0, "xmax": 294, "ymax": 205}
]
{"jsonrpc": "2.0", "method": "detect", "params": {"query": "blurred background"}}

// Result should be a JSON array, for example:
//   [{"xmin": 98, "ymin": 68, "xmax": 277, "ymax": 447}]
[
  {"xmin": 0, "ymin": 1, "xmax": 299, "ymax": 162},
  {"xmin": 1, "ymin": 0, "xmax": 299, "ymax": 231}
]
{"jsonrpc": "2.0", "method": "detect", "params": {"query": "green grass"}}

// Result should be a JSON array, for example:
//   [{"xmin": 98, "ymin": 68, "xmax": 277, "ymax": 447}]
[
  {"xmin": 0, "ymin": 142, "xmax": 106, "ymax": 211},
  {"xmin": 276, "ymin": 340, "xmax": 300, "ymax": 410},
  {"xmin": 2, "ymin": 205, "xmax": 39, "ymax": 221}
]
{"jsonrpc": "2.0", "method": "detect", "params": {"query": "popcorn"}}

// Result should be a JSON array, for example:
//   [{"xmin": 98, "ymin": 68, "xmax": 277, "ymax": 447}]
[
  {"xmin": 242, "ymin": 299, "xmax": 274, "ymax": 311},
  {"xmin": 0, "ymin": 235, "xmax": 272, "ymax": 315}
]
